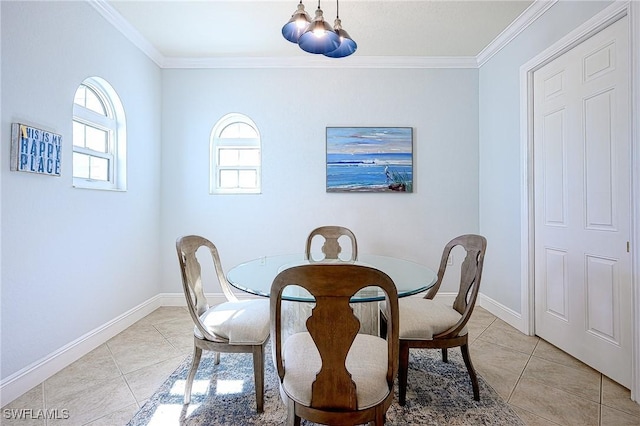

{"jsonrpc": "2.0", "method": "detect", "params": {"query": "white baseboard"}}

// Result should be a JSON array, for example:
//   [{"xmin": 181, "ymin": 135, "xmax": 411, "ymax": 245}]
[
  {"xmin": 478, "ymin": 293, "xmax": 527, "ymax": 334},
  {"xmin": 0, "ymin": 290, "xmax": 520, "ymax": 407},
  {"xmin": 0, "ymin": 295, "xmax": 163, "ymax": 407}
]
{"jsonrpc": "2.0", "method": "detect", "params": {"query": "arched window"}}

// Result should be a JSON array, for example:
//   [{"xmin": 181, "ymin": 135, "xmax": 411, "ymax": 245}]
[
  {"xmin": 72, "ymin": 77, "xmax": 126, "ymax": 190},
  {"xmin": 210, "ymin": 113, "xmax": 261, "ymax": 194}
]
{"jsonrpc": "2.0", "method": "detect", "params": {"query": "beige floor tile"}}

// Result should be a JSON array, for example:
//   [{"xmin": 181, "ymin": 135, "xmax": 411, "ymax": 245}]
[
  {"xmin": 509, "ymin": 376, "xmax": 600, "ymax": 426},
  {"xmin": 521, "ymin": 356, "xmax": 601, "ymax": 402},
  {"xmin": 137, "ymin": 306, "xmax": 190, "ymax": 326},
  {"xmin": 107, "ymin": 322, "xmax": 166, "ymax": 348},
  {"xmin": 46, "ymin": 376, "xmax": 136, "ymax": 425},
  {"xmin": 153, "ymin": 315, "xmax": 194, "ymax": 340},
  {"xmin": 470, "ymin": 337, "xmax": 530, "ymax": 400},
  {"xmin": 43, "ymin": 345, "xmax": 122, "ymax": 402},
  {"xmin": 601, "ymin": 375, "xmax": 640, "ymax": 417},
  {"xmin": 125, "ymin": 354, "xmax": 188, "ymax": 403},
  {"xmin": 510, "ymin": 405, "xmax": 560, "ymax": 426},
  {"xmin": 468, "ymin": 306, "xmax": 497, "ymax": 328},
  {"xmin": 466, "ymin": 321, "xmax": 490, "ymax": 344},
  {"xmin": 600, "ymin": 404, "xmax": 640, "ymax": 426},
  {"xmin": 109, "ymin": 337, "xmax": 183, "ymax": 375},
  {"xmin": 478, "ymin": 319, "xmax": 539, "ymax": 355},
  {"xmin": 0, "ymin": 385, "xmax": 45, "ymax": 426},
  {"xmin": 166, "ymin": 333, "xmax": 195, "ymax": 354},
  {"xmin": 532, "ymin": 339, "xmax": 595, "ymax": 373},
  {"xmin": 84, "ymin": 403, "xmax": 139, "ymax": 425},
  {"xmin": 154, "ymin": 315, "xmax": 195, "ymax": 352}
]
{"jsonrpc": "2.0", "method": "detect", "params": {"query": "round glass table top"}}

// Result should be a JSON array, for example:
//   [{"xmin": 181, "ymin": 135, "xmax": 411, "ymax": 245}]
[{"xmin": 226, "ymin": 253, "xmax": 437, "ymax": 302}]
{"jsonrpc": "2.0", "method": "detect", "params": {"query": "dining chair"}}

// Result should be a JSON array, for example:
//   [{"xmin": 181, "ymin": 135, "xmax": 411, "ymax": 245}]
[
  {"xmin": 304, "ymin": 225, "xmax": 358, "ymax": 262},
  {"xmin": 175, "ymin": 235, "xmax": 270, "ymax": 412},
  {"xmin": 380, "ymin": 234, "xmax": 487, "ymax": 404},
  {"xmin": 271, "ymin": 264, "xmax": 399, "ymax": 426}
]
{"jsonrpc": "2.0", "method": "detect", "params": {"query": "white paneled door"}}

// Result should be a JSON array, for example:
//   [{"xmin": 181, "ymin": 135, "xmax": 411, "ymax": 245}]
[{"xmin": 533, "ymin": 16, "xmax": 631, "ymax": 387}]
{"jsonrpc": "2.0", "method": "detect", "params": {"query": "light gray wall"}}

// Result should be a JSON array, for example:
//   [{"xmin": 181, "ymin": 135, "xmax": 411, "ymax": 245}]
[
  {"xmin": 478, "ymin": 1, "xmax": 613, "ymax": 313},
  {"xmin": 0, "ymin": 1, "xmax": 162, "ymax": 380},
  {"xmin": 159, "ymin": 68, "xmax": 480, "ymax": 294}
]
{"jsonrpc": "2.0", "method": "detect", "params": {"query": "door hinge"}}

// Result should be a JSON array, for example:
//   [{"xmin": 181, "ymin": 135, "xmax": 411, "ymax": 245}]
[{"xmin": 627, "ymin": 241, "xmax": 630, "ymax": 253}]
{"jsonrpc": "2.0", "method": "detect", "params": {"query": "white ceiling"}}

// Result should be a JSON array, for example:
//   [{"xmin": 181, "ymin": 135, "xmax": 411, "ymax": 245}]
[{"xmin": 106, "ymin": 0, "xmax": 534, "ymax": 60}]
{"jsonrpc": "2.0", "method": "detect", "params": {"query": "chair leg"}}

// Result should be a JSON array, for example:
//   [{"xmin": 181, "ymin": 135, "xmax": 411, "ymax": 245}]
[
  {"xmin": 184, "ymin": 346, "xmax": 202, "ymax": 404},
  {"xmin": 213, "ymin": 351, "xmax": 220, "ymax": 365},
  {"xmin": 442, "ymin": 348, "xmax": 448, "ymax": 363},
  {"xmin": 370, "ymin": 405, "xmax": 385, "ymax": 425},
  {"xmin": 286, "ymin": 398, "xmax": 300, "ymax": 426},
  {"xmin": 253, "ymin": 345, "xmax": 265, "ymax": 413},
  {"xmin": 379, "ymin": 312, "xmax": 387, "ymax": 338},
  {"xmin": 460, "ymin": 343, "xmax": 480, "ymax": 401},
  {"xmin": 398, "ymin": 342, "xmax": 410, "ymax": 406}
]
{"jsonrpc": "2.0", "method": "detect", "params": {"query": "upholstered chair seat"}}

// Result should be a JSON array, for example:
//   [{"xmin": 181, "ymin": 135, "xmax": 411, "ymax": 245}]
[
  {"xmin": 381, "ymin": 298, "xmax": 467, "ymax": 340},
  {"xmin": 176, "ymin": 235, "xmax": 270, "ymax": 412},
  {"xmin": 271, "ymin": 264, "xmax": 399, "ymax": 425},
  {"xmin": 282, "ymin": 332, "xmax": 390, "ymax": 409},
  {"xmin": 380, "ymin": 234, "xmax": 487, "ymax": 405},
  {"xmin": 197, "ymin": 299, "xmax": 270, "ymax": 344}
]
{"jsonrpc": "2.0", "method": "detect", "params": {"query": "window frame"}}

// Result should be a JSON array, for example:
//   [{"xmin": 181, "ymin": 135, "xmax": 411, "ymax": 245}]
[
  {"xmin": 72, "ymin": 78, "xmax": 126, "ymax": 191},
  {"xmin": 210, "ymin": 113, "xmax": 262, "ymax": 195}
]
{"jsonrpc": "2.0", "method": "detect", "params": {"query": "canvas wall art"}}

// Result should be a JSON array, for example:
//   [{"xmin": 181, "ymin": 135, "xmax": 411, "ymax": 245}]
[
  {"xmin": 326, "ymin": 127, "xmax": 413, "ymax": 193},
  {"xmin": 10, "ymin": 123, "xmax": 62, "ymax": 176}
]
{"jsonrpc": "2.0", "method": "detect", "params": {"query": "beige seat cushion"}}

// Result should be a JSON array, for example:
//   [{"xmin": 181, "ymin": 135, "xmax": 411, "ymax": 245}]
[
  {"xmin": 381, "ymin": 298, "xmax": 466, "ymax": 340},
  {"xmin": 196, "ymin": 299, "xmax": 270, "ymax": 344},
  {"xmin": 281, "ymin": 332, "xmax": 390, "ymax": 410}
]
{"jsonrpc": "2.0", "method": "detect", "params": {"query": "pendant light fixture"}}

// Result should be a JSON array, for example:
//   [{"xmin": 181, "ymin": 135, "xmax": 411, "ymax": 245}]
[
  {"xmin": 281, "ymin": 0, "xmax": 356, "ymax": 58},
  {"xmin": 323, "ymin": 1, "xmax": 357, "ymax": 58},
  {"xmin": 281, "ymin": 1, "xmax": 311, "ymax": 43},
  {"xmin": 298, "ymin": 1, "xmax": 340, "ymax": 54}
]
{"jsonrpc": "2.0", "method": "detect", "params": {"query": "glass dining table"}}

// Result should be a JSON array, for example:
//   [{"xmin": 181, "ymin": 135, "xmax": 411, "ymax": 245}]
[{"xmin": 227, "ymin": 253, "xmax": 438, "ymax": 335}]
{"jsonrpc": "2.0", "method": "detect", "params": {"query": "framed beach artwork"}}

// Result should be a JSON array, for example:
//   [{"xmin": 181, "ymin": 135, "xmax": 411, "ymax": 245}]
[{"xmin": 326, "ymin": 127, "xmax": 413, "ymax": 193}]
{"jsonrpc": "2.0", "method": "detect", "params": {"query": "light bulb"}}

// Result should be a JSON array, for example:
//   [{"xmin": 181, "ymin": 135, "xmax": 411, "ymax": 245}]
[{"xmin": 296, "ymin": 17, "xmax": 307, "ymax": 29}]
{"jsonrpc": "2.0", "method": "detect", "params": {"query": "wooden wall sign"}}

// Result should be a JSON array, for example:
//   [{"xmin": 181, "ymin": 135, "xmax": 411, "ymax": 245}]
[{"xmin": 10, "ymin": 123, "xmax": 62, "ymax": 176}]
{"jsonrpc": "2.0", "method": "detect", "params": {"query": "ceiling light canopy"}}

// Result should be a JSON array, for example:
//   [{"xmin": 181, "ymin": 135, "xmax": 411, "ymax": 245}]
[{"xmin": 282, "ymin": 0, "xmax": 357, "ymax": 58}]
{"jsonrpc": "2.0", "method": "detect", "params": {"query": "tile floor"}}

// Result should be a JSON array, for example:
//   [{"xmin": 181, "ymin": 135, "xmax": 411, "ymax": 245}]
[{"xmin": 2, "ymin": 306, "xmax": 639, "ymax": 425}]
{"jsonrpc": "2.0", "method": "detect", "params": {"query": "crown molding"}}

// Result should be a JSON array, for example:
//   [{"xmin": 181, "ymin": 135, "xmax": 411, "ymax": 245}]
[
  {"xmin": 89, "ymin": 0, "xmax": 557, "ymax": 70},
  {"xmin": 162, "ymin": 55, "xmax": 478, "ymax": 69},
  {"xmin": 476, "ymin": 0, "xmax": 558, "ymax": 67},
  {"xmin": 88, "ymin": 0, "xmax": 165, "ymax": 67}
]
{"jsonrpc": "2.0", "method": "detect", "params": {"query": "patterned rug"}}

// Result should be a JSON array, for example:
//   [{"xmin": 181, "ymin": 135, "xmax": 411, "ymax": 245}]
[{"xmin": 128, "ymin": 344, "xmax": 524, "ymax": 425}]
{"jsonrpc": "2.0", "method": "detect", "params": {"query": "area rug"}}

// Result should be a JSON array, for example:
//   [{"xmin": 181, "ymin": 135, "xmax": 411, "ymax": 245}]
[{"xmin": 128, "ymin": 344, "xmax": 524, "ymax": 425}]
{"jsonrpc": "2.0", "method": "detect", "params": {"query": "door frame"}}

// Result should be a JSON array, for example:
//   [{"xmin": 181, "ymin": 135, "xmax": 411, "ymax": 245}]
[{"xmin": 519, "ymin": 1, "xmax": 640, "ymax": 400}]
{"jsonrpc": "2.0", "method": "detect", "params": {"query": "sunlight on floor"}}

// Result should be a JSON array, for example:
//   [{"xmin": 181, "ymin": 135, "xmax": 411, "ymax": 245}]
[
  {"xmin": 147, "ymin": 403, "xmax": 200, "ymax": 425},
  {"xmin": 169, "ymin": 380, "xmax": 209, "ymax": 396},
  {"xmin": 216, "ymin": 379, "xmax": 244, "ymax": 394}
]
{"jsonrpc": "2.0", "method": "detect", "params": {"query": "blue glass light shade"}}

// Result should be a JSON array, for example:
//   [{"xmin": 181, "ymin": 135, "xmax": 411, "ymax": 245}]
[
  {"xmin": 297, "ymin": 8, "xmax": 340, "ymax": 54},
  {"xmin": 282, "ymin": 2, "xmax": 311, "ymax": 43},
  {"xmin": 323, "ymin": 27, "xmax": 357, "ymax": 58}
]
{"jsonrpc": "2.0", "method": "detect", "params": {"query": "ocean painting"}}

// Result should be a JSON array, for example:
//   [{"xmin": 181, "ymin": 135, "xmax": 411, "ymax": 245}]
[{"xmin": 326, "ymin": 127, "xmax": 413, "ymax": 193}]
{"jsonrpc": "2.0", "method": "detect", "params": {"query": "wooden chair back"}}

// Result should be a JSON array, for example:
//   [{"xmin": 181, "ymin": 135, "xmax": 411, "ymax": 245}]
[
  {"xmin": 176, "ymin": 235, "xmax": 239, "ymax": 340},
  {"xmin": 304, "ymin": 225, "xmax": 358, "ymax": 262},
  {"xmin": 270, "ymin": 264, "xmax": 398, "ymax": 410},
  {"xmin": 425, "ymin": 234, "xmax": 487, "ymax": 338}
]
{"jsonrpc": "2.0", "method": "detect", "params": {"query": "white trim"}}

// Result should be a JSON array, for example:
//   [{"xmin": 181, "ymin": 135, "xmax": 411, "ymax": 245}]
[
  {"xmin": 85, "ymin": 0, "xmax": 562, "ymax": 70},
  {"xmin": 0, "ymin": 289, "xmax": 518, "ymax": 407},
  {"xmin": 519, "ymin": 1, "xmax": 639, "ymax": 401},
  {"xmin": 629, "ymin": 0, "xmax": 640, "ymax": 404},
  {"xmin": 477, "ymin": 0, "xmax": 558, "ymax": 67},
  {"xmin": 0, "ymin": 295, "xmax": 162, "ymax": 407},
  {"xmin": 88, "ymin": 0, "xmax": 164, "ymax": 67},
  {"xmin": 0, "ymin": 291, "xmax": 262, "ymax": 407},
  {"xmin": 87, "ymin": 1, "xmax": 476, "ymax": 69},
  {"xmin": 161, "ymin": 55, "xmax": 478, "ymax": 70},
  {"xmin": 479, "ymin": 293, "xmax": 526, "ymax": 333},
  {"xmin": 86, "ymin": 0, "xmax": 555, "ymax": 70}
]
